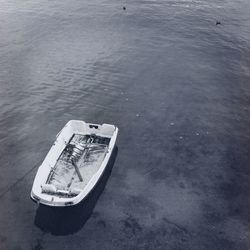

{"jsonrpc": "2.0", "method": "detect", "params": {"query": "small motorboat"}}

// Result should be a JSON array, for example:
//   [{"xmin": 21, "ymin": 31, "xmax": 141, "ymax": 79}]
[{"xmin": 31, "ymin": 120, "xmax": 118, "ymax": 206}]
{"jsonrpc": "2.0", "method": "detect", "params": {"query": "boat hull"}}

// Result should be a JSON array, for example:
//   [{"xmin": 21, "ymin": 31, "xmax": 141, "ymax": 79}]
[{"xmin": 31, "ymin": 120, "xmax": 118, "ymax": 207}]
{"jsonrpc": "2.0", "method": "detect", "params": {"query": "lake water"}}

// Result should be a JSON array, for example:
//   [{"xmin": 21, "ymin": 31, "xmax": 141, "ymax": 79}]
[{"xmin": 0, "ymin": 0, "xmax": 250, "ymax": 249}]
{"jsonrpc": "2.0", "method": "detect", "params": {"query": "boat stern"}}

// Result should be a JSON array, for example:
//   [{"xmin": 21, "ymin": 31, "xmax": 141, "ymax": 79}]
[{"xmin": 30, "ymin": 189, "xmax": 82, "ymax": 207}]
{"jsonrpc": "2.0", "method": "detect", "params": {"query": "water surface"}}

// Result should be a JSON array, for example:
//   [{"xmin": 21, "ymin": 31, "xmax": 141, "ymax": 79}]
[{"xmin": 0, "ymin": 0, "xmax": 250, "ymax": 249}]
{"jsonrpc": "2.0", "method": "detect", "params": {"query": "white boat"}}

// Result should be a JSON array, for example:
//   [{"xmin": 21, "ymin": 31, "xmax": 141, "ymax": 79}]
[{"xmin": 31, "ymin": 120, "xmax": 118, "ymax": 207}]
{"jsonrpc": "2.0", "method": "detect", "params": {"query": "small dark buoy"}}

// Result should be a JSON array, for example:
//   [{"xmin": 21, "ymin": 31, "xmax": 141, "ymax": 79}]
[
  {"xmin": 123, "ymin": 6, "xmax": 126, "ymax": 10},
  {"xmin": 216, "ymin": 21, "xmax": 221, "ymax": 25}
]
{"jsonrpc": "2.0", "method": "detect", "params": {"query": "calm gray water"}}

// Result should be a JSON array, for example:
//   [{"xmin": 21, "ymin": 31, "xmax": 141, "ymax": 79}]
[{"xmin": 0, "ymin": 0, "xmax": 250, "ymax": 249}]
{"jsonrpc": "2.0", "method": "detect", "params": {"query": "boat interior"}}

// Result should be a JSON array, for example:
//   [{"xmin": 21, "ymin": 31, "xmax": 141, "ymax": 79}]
[{"xmin": 41, "ymin": 133, "xmax": 110, "ymax": 197}]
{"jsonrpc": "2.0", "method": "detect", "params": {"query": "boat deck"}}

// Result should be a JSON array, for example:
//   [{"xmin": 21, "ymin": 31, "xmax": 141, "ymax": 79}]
[{"xmin": 46, "ymin": 134, "xmax": 110, "ymax": 194}]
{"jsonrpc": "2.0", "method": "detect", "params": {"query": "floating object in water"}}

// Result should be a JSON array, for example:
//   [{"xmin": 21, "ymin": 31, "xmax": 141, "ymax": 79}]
[
  {"xmin": 123, "ymin": 6, "xmax": 126, "ymax": 10},
  {"xmin": 31, "ymin": 120, "xmax": 118, "ymax": 207},
  {"xmin": 216, "ymin": 21, "xmax": 221, "ymax": 25}
]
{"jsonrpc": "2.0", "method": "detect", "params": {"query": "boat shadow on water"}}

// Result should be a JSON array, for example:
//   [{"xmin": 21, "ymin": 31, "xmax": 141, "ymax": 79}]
[{"xmin": 34, "ymin": 146, "xmax": 118, "ymax": 235}]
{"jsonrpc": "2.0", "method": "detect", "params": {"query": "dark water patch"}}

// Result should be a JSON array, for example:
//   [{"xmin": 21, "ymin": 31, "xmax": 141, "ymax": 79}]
[
  {"xmin": 202, "ymin": 202, "xmax": 226, "ymax": 225},
  {"xmin": 218, "ymin": 181, "xmax": 242, "ymax": 201},
  {"xmin": 163, "ymin": 217, "xmax": 189, "ymax": 235},
  {"xmin": 148, "ymin": 169, "xmax": 169, "ymax": 181},
  {"xmin": 32, "ymin": 239, "xmax": 44, "ymax": 250},
  {"xmin": 97, "ymin": 219, "xmax": 107, "ymax": 228},
  {"xmin": 120, "ymin": 215, "xmax": 142, "ymax": 236}
]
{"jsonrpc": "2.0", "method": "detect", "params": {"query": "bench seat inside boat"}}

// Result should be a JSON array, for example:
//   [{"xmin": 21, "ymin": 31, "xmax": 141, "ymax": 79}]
[{"xmin": 41, "ymin": 183, "xmax": 82, "ymax": 196}]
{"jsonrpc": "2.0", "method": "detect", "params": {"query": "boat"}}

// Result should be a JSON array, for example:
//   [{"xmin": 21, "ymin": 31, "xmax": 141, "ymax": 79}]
[{"xmin": 31, "ymin": 120, "xmax": 118, "ymax": 207}]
